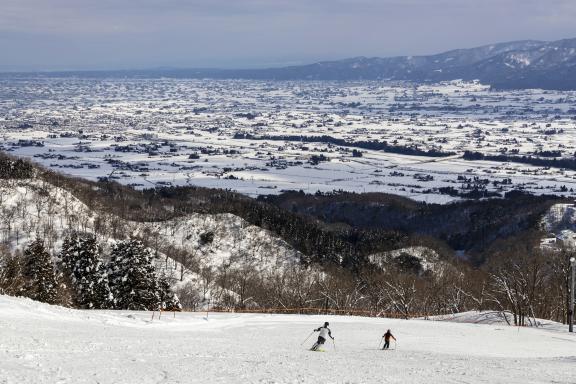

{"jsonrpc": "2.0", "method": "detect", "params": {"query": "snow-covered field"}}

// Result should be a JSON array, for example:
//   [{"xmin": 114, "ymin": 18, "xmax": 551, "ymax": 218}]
[
  {"xmin": 2, "ymin": 78, "xmax": 576, "ymax": 203},
  {"xmin": 1, "ymin": 295, "xmax": 575, "ymax": 384}
]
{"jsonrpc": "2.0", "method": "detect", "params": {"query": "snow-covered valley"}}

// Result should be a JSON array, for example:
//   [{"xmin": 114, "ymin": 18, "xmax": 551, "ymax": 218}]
[
  {"xmin": 3, "ymin": 78, "xmax": 576, "ymax": 203},
  {"xmin": 0, "ymin": 295, "xmax": 575, "ymax": 384}
]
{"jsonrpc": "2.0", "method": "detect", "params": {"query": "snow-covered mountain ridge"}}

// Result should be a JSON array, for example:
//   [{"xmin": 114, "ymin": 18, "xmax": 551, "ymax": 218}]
[
  {"xmin": 0, "ymin": 178, "xmax": 303, "ymax": 277},
  {"xmin": 17, "ymin": 38, "xmax": 576, "ymax": 90},
  {"xmin": 0, "ymin": 176, "xmax": 313, "ymax": 311}
]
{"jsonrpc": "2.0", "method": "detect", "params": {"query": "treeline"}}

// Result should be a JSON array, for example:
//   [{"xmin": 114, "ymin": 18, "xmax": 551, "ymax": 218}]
[
  {"xmin": 0, "ymin": 153, "xmax": 34, "ymax": 179},
  {"xmin": 177, "ymin": 233, "xmax": 574, "ymax": 326},
  {"xmin": 0, "ymin": 234, "xmax": 181, "ymax": 311},
  {"xmin": 262, "ymin": 190, "xmax": 562, "ymax": 264},
  {"xmin": 463, "ymin": 150, "xmax": 576, "ymax": 171},
  {"xmin": 234, "ymin": 132, "xmax": 456, "ymax": 157},
  {"xmin": 152, "ymin": 186, "xmax": 415, "ymax": 269},
  {"xmin": 436, "ymin": 186, "xmax": 501, "ymax": 199}
]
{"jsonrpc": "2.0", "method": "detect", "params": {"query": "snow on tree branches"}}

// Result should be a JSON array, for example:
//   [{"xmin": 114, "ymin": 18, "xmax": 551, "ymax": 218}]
[
  {"xmin": 60, "ymin": 232, "xmax": 114, "ymax": 309},
  {"xmin": 22, "ymin": 239, "xmax": 58, "ymax": 304},
  {"xmin": 108, "ymin": 239, "xmax": 166, "ymax": 310}
]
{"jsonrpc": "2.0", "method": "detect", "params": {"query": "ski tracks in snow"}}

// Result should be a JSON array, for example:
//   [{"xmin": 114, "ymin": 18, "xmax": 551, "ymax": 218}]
[{"xmin": 1, "ymin": 298, "xmax": 576, "ymax": 383}]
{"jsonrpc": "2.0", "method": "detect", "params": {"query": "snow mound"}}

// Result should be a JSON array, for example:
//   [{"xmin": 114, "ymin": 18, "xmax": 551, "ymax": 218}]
[{"xmin": 426, "ymin": 310, "xmax": 567, "ymax": 331}]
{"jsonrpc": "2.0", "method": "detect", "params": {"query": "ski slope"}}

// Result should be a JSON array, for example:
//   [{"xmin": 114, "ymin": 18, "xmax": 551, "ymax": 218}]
[{"xmin": 1, "ymin": 296, "xmax": 575, "ymax": 384}]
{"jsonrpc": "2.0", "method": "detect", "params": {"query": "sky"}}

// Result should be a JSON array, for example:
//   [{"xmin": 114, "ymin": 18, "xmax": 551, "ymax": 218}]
[{"xmin": 1, "ymin": 0, "xmax": 576, "ymax": 71}]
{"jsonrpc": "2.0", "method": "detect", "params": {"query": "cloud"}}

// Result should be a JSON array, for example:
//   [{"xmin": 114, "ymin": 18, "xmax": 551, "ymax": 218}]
[
  {"xmin": 3, "ymin": 0, "xmax": 576, "ymax": 34},
  {"xmin": 1, "ymin": 0, "xmax": 576, "ymax": 69}
]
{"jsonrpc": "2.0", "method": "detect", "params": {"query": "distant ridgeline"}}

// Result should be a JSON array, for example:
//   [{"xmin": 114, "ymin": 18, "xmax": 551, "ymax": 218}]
[
  {"xmin": 8, "ymin": 38, "xmax": 576, "ymax": 90},
  {"xmin": 463, "ymin": 151, "xmax": 576, "ymax": 171},
  {"xmin": 234, "ymin": 133, "xmax": 456, "ymax": 157}
]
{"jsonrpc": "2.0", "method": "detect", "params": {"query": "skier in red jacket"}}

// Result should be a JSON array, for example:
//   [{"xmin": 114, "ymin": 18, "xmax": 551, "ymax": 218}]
[{"xmin": 382, "ymin": 329, "xmax": 396, "ymax": 350}]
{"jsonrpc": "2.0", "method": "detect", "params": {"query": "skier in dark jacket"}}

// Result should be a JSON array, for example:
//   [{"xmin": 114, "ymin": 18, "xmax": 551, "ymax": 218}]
[
  {"xmin": 310, "ymin": 322, "xmax": 334, "ymax": 351},
  {"xmin": 382, "ymin": 329, "xmax": 396, "ymax": 350}
]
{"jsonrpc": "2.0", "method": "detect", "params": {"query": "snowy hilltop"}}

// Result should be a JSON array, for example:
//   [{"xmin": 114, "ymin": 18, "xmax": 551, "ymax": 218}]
[{"xmin": 0, "ymin": 175, "xmax": 305, "ymax": 310}]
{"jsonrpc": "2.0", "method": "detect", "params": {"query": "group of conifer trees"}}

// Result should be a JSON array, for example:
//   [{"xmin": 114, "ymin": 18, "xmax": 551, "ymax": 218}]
[{"xmin": 1, "ymin": 234, "xmax": 181, "ymax": 311}]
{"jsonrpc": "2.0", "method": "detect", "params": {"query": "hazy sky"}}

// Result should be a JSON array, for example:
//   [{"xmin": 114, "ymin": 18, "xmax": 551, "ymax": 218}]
[{"xmin": 2, "ymin": 0, "xmax": 576, "ymax": 71}]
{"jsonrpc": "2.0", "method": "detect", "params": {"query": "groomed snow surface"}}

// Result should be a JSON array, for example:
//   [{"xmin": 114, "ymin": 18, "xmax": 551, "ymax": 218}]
[{"xmin": 1, "ymin": 296, "xmax": 575, "ymax": 384}]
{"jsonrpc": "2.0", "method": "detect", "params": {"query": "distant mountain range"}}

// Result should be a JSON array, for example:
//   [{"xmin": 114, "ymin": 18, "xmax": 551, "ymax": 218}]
[
  {"xmin": 5, "ymin": 38, "xmax": 576, "ymax": 90},
  {"xmin": 207, "ymin": 38, "xmax": 576, "ymax": 89}
]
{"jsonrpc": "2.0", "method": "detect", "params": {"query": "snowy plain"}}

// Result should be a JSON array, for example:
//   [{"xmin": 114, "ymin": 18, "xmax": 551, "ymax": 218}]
[
  {"xmin": 1, "ymin": 295, "xmax": 575, "ymax": 384},
  {"xmin": 3, "ymin": 78, "xmax": 576, "ymax": 203}
]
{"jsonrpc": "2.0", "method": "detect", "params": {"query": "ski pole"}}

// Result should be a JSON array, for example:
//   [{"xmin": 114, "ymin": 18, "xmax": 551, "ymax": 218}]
[
  {"xmin": 301, "ymin": 331, "xmax": 314, "ymax": 346},
  {"xmin": 332, "ymin": 338, "xmax": 336, "ymax": 350},
  {"xmin": 378, "ymin": 338, "xmax": 383, "ymax": 349}
]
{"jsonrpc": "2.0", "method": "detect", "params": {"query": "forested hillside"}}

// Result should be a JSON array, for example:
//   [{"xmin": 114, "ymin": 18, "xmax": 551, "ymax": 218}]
[
  {"xmin": 262, "ymin": 190, "xmax": 564, "ymax": 264},
  {"xmin": 1, "ymin": 153, "xmax": 574, "ymax": 326}
]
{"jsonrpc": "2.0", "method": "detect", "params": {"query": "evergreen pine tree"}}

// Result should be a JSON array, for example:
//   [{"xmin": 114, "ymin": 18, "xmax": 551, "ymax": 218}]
[
  {"xmin": 158, "ymin": 274, "xmax": 182, "ymax": 311},
  {"xmin": 108, "ymin": 239, "xmax": 160, "ymax": 310},
  {"xmin": 60, "ymin": 232, "xmax": 113, "ymax": 309},
  {"xmin": 22, "ymin": 239, "xmax": 58, "ymax": 304},
  {"xmin": 0, "ymin": 250, "xmax": 24, "ymax": 296}
]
